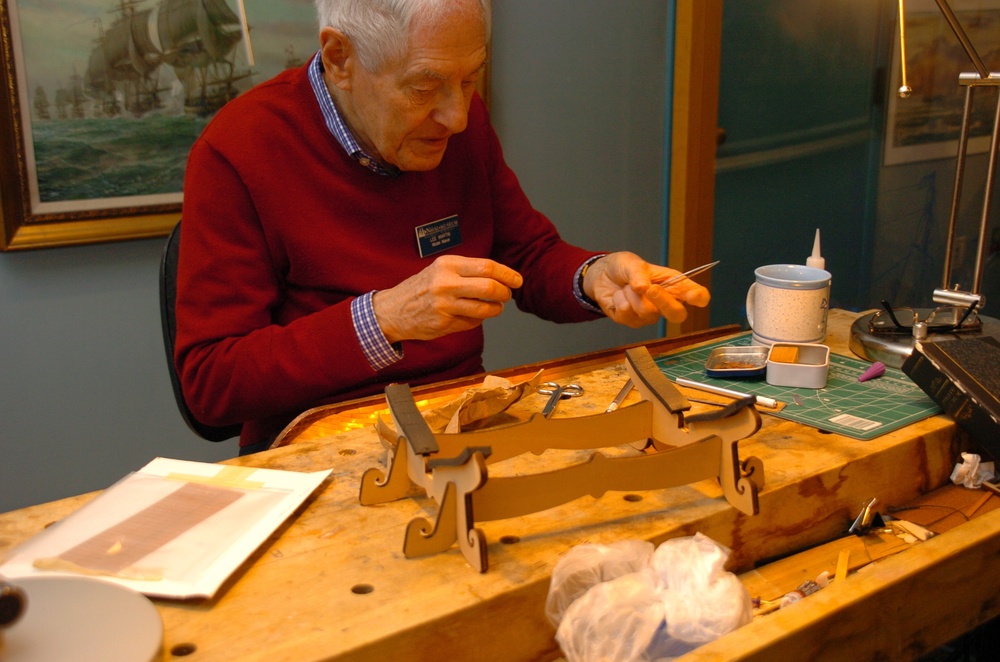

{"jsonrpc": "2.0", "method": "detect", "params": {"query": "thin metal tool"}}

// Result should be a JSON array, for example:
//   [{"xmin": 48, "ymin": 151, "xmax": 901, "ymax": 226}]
[
  {"xmin": 673, "ymin": 376, "xmax": 778, "ymax": 409},
  {"xmin": 538, "ymin": 382, "xmax": 584, "ymax": 418},
  {"xmin": 605, "ymin": 379, "xmax": 633, "ymax": 412},
  {"xmin": 660, "ymin": 260, "xmax": 720, "ymax": 287}
]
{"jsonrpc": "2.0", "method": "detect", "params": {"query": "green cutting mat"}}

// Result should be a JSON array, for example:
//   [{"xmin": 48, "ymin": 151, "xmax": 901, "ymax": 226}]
[{"xmin": 653, "ymin": 333, "xmax": 941, "ymax": 440}]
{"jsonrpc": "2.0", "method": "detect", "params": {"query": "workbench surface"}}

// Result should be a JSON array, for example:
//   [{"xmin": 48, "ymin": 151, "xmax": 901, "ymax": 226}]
[{"xmin": 3, "ymin": 311, "xmax": 996, "ymax": 661}]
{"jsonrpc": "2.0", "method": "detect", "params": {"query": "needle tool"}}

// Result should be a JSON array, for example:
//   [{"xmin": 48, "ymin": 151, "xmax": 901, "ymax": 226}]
[
  {"xmin": 660, "ymin": 260, "xmax": 720, "ymax": 287},
  {"xmin": 605, "ymin": 379, "xmax": 633, "ymax": 413}
]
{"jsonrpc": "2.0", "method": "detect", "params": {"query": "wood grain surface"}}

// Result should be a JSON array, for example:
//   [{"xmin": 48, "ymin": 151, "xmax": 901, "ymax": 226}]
[{"xmin": 1, "ymin": 311, "xmax": 986, "ymax": 661}]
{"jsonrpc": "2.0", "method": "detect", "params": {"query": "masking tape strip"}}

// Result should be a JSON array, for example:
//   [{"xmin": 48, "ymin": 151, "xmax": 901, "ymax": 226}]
[
  {"xmin": 54, "ymin": 482, "xmax": 243, "ymax": 574},
  {"xmin": 166, "ymin": 465, "xmax": 265, "ymax": 490}
]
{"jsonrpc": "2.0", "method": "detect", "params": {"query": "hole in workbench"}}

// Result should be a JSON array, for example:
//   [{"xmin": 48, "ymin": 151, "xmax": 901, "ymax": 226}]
[
  {"xmin": 171, "ymin": 643, "xmax": 198, "ymax": 656},
  {"xmin": 623, "ymin": 494, "xmax": 643, "ymax": 502},
  {"xmin": 339, "ymin": 448, "xmax": 358, "ymax": 455},
  {"xmin": 351, "ymin": 583, "xmax": 375, "ymax": 595},
  {"xmin": 500, "ymin": 535, "xmax": 520, "ymax": 545}
]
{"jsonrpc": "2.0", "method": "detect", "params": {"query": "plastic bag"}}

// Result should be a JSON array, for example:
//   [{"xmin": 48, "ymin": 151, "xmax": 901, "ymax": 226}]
[
  {"xmin": 551, "ymin": 533, "xmax": 752, "ymax": 662},
  {"xmin": 546, "ymin": 539, "xmax": 655, "ymax": 627},
  {"xmin": 648, "ymin": 534, "xmax": 752, "ymax": 657},
  {"xmin": 556, "ymin": 568, "xmax": 665, "ymax": 662}
]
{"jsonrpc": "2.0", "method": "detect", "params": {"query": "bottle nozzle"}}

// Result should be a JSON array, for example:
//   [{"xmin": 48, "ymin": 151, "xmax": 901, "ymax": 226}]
[{"xmin": 806, "ymin": 229, "xmax": 825, "ymax": 270}]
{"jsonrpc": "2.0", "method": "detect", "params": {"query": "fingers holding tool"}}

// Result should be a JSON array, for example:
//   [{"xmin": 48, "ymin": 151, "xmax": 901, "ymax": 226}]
[{"xmin": 583, "ymin": 253, "xmax": 715, "ymax": 326}]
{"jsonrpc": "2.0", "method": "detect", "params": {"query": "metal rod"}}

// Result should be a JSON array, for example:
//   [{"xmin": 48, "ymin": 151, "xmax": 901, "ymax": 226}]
[
  {"xmin": 942, "ymin": 85, "xmax": 975, "ymax": 290},
  {"xmin": 971, "ymin": 90, "xmax": 1000, "ymax": 294},
  {"xmin": 933, "ymin": 0, "xmax": 990, "ymax": 79},
  {"xmin": 673, "ymin": 376, "xmax": 778, "ymax": 409},
  {"xmin": 897, "ymin": 0, "xmax": 912, "ymax": 97}
]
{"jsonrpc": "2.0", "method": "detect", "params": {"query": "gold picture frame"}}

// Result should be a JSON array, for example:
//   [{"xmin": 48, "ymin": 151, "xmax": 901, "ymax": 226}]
[
  {"xmin": 1, "ymin": 1, "xmax": 491, "ymax": 251},
  {"xmin": 0, "ymin": 0, "xmax": 318, "ymax": 251}
]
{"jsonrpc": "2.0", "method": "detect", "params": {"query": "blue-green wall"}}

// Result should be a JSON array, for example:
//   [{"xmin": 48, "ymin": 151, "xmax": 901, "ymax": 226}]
[{"xmin": 712, "ymin": 0, "xmax": 999, "ymax": 327}]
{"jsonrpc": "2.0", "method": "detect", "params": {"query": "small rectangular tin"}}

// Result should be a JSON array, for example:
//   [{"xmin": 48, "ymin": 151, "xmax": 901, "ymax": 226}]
[
  {"xmin": 705, "ymin": 346, "xmax": 769, "ymax": 378},
  {"xmin": 766, "ymin": 343, "xmax": 830, "ymax": 389}
]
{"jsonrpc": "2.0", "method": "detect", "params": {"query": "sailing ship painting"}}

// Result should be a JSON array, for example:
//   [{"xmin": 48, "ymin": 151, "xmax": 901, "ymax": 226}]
[
  {"xmin": 85, "ymin": 0, "xmax": 249, "ymax": 118},
  {"xmin": 13, "ymin": 0, "xmax": 317, "ymax": 211}
]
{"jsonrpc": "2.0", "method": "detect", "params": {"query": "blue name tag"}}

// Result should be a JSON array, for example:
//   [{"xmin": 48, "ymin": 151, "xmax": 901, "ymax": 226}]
[{"xmin": 415, "ymin": 215, "xmax": 462, "ymax": 258}]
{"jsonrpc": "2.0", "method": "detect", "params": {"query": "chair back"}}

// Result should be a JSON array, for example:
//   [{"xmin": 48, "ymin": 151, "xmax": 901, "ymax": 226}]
[{"xmin": 159, "ymin": 222, "xmax": 242, "ymax": 441}]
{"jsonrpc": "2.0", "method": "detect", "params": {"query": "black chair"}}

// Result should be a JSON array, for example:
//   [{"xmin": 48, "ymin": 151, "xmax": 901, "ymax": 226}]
[{"xmin": 159, "ymin": 222, "xmax": 242, "ymax": 442}]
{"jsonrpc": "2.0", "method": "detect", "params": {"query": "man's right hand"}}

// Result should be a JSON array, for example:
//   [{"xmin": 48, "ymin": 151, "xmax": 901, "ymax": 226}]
[{"xmin": 372, "ymin": 255, "xmax": 523, "ymax": 343}]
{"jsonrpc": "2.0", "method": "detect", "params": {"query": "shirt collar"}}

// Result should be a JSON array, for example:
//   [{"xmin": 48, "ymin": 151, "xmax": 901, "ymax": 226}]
[{"xmin": 308, "ymin": 52, "xmax": 400, "ymax": 178}]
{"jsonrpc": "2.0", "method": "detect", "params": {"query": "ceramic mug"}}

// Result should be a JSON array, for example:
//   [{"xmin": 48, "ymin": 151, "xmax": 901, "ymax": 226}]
[{"xmin": 746, "ymin": 264, "xmax": 831, "ymax": 345}]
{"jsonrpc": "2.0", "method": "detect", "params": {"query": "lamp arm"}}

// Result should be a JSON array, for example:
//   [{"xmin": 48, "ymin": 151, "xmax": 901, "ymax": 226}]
[{"xmin": 932, "ymin": 0, "xmax": 991, "ymax": 79}]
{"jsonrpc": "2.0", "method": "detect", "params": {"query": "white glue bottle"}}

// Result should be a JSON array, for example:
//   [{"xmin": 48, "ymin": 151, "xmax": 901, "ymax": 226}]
[{"xmin": 807, "ymin": 229, "xmax": 825, "ymax": 270}]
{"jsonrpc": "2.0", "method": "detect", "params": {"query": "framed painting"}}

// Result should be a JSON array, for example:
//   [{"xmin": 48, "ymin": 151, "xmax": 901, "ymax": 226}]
[
  {"xmin": 884, "ymin": 0, "xmax": 1000, "ymax": 166},
  {"xmin": 1, "ymin": 0, "xmax": 320, "ymax": 250}
]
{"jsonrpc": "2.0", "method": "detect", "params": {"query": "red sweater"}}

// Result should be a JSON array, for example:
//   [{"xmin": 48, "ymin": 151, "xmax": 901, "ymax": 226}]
[{"xmin": 176, "ymin": 64, "xmax": 602, "ymax": 446}]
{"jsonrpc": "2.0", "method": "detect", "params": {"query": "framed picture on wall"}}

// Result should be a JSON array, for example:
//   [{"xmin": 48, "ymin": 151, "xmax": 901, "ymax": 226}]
[
  {"xmin": 0, "ymin": 0, "xmax": 319, "ymax": 251},
  {"xmin": 883, "ymin": 0, "xmax": 1000, "ymax": 166}
]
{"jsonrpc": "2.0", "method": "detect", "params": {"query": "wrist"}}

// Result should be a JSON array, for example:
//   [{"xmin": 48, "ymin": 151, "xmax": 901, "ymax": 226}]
[{"xmin": 575, "ymin": 255, "xmax": 605, "ymax": 312}]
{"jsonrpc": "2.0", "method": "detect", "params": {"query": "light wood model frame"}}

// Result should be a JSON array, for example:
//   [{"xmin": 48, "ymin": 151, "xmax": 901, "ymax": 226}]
[{"xmin": 359, "ymin": 346, "xmax": 764, "ymax": 572}]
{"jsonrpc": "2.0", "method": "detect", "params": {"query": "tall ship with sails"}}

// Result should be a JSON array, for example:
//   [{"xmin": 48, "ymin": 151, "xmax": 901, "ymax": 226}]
[{"xmin": 85, "ymin": 0, "xmax": 250, "ymax": 117}]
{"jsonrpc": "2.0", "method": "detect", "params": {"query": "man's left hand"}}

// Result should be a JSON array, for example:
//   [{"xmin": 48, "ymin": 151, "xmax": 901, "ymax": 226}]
[{"xmin": 582, "ymin": 252, "xmax": 711, "ymax": 326}]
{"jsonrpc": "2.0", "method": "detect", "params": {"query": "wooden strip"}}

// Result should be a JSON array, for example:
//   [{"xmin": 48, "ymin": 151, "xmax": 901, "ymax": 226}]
[
  {"xmin": 835, "ymin": 549, "xmax": 850, "ymax": 582},
  {"xmin": 56, "ymin": 482, "xmax": 242, "ymax": 574}
]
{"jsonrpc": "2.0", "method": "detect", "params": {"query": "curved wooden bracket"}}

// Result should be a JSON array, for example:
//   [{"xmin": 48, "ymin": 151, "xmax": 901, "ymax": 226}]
[{"xmin": 359, "ymin": 346, "xmax": 765, "ymax": 571}]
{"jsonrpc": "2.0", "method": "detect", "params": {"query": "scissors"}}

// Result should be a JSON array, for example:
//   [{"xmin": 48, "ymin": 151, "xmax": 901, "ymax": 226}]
[{"xmin": 538, "ymin": 382, "xmax": 585, "ymax": 418}]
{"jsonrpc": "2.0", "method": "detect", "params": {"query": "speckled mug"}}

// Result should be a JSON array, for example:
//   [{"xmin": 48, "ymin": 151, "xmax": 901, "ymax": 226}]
[{"xmin": 746, "ymin": 265, "xmax": 831, "ymax": 345}]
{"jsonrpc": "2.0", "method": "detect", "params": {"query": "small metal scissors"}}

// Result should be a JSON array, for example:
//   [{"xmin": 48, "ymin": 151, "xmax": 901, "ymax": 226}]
[{"xmin": 538, "ymin": 382, "xmax": 585, "ymax": 418}]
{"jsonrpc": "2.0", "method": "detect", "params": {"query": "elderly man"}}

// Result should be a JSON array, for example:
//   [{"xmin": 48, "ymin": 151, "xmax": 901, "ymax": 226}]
[{"xmin": 175, "ymin": 0, "xmax": 709, "ymax": 453}]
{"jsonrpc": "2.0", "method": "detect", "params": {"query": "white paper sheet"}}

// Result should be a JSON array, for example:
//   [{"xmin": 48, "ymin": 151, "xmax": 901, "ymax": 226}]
[{"xmin": 0, "ymin": 458, "xmax": 331, "ymax": 600}]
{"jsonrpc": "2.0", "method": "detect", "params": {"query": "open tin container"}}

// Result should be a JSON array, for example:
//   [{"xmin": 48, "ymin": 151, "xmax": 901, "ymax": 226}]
[
  {"xmin": 766, "ymin": 342, "xmax": 830, "ymax": 388},
  {"xmin": 704, "ymin": 346, "xmax": 769, "ymax": 378}
]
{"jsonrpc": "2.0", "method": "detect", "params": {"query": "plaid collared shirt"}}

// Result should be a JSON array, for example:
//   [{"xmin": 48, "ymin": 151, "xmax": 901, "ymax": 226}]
[{"xmin": 308, "ymin": 53, "xmax": 402, "ymax": 369}]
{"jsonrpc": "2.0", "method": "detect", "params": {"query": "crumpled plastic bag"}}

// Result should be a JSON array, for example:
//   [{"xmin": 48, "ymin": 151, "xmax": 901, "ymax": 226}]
[
  {"xmin": 557, "ymin": 569, "xmax": 666, "ymax": 662},
  {"xmin": 649, "ymin": 534, "xmax": 753, "ymax": 656},
  {"xmin": 950, "ymin": 452, "xmax": 996, "ymax": 489},
  {"xmin": 546, "ymin": 539, "xmax": 655, "ymax": 627},
  {"xmin": 552, "ymin": 533, "xmax": 752, "ymax": 662}
]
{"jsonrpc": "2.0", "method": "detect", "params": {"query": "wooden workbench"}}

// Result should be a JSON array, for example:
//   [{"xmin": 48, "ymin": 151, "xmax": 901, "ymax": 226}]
[{"xmin": 1, "ymin": 310, "xmax": 996, "ymax": 661}]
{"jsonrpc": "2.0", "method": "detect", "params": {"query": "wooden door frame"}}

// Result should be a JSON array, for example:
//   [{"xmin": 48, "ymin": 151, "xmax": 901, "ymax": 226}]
[{"xmin": 667, "ymin": 0, "xmax": 723, "ymax": 335}]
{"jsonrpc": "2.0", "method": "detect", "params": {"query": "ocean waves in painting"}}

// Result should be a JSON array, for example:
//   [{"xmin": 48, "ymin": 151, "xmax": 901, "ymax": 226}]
[{"xmin": 30, "ymin": 115, "xmax": 210, "ymax": 203}]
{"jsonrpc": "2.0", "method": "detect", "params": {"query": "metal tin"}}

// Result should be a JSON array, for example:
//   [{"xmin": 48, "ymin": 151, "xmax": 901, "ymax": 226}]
[
  {"xmin": 705, "ymin": 346, "xmax": 769, "ymax": 378},
  {"xmin": 766, "ymin": 343, "xmax": 830, "ymax": 389}
]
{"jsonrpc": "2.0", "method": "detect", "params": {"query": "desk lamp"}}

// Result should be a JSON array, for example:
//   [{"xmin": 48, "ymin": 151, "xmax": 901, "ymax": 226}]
[{"xmin": 850, "ymin": 0, "xmax": 1000, "ymax": 367}]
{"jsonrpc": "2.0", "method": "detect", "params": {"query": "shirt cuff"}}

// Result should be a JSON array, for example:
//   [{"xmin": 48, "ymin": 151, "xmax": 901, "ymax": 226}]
[
  {"xmin": 573, "ymin": 254, "xmax": 606, "ymax": 314},
  {"xmin": 351, "ymin": 291, "xmax": 403, "ymax": 371}
]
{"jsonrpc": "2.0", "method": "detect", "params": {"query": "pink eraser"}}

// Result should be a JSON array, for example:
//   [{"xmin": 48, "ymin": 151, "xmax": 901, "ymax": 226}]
[{"xmin": 858, "ymin": 362, "xmax": 886, "ymax": 382}]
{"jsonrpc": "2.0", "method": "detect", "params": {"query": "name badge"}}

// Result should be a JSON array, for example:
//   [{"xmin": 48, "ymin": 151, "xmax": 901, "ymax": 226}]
[{"xmin": 415, "ymin": 215, "xmax": 462, "ymax": 258}]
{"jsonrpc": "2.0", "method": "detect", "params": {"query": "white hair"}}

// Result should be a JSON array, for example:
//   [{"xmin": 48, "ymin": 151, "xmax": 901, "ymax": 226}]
[{"xmin": 315, "ymin": 0, "xmax": 491, "ymax": 72}]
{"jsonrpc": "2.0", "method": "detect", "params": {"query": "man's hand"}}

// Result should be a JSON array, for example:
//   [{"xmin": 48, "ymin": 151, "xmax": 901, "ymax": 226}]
[
  {"xmin": 372, "ymin": 255, "xmax": 523, "ymax": 343},
  {"xmin": 583, "ymin": 252, "xmax": 711, "ymax": 326}
]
